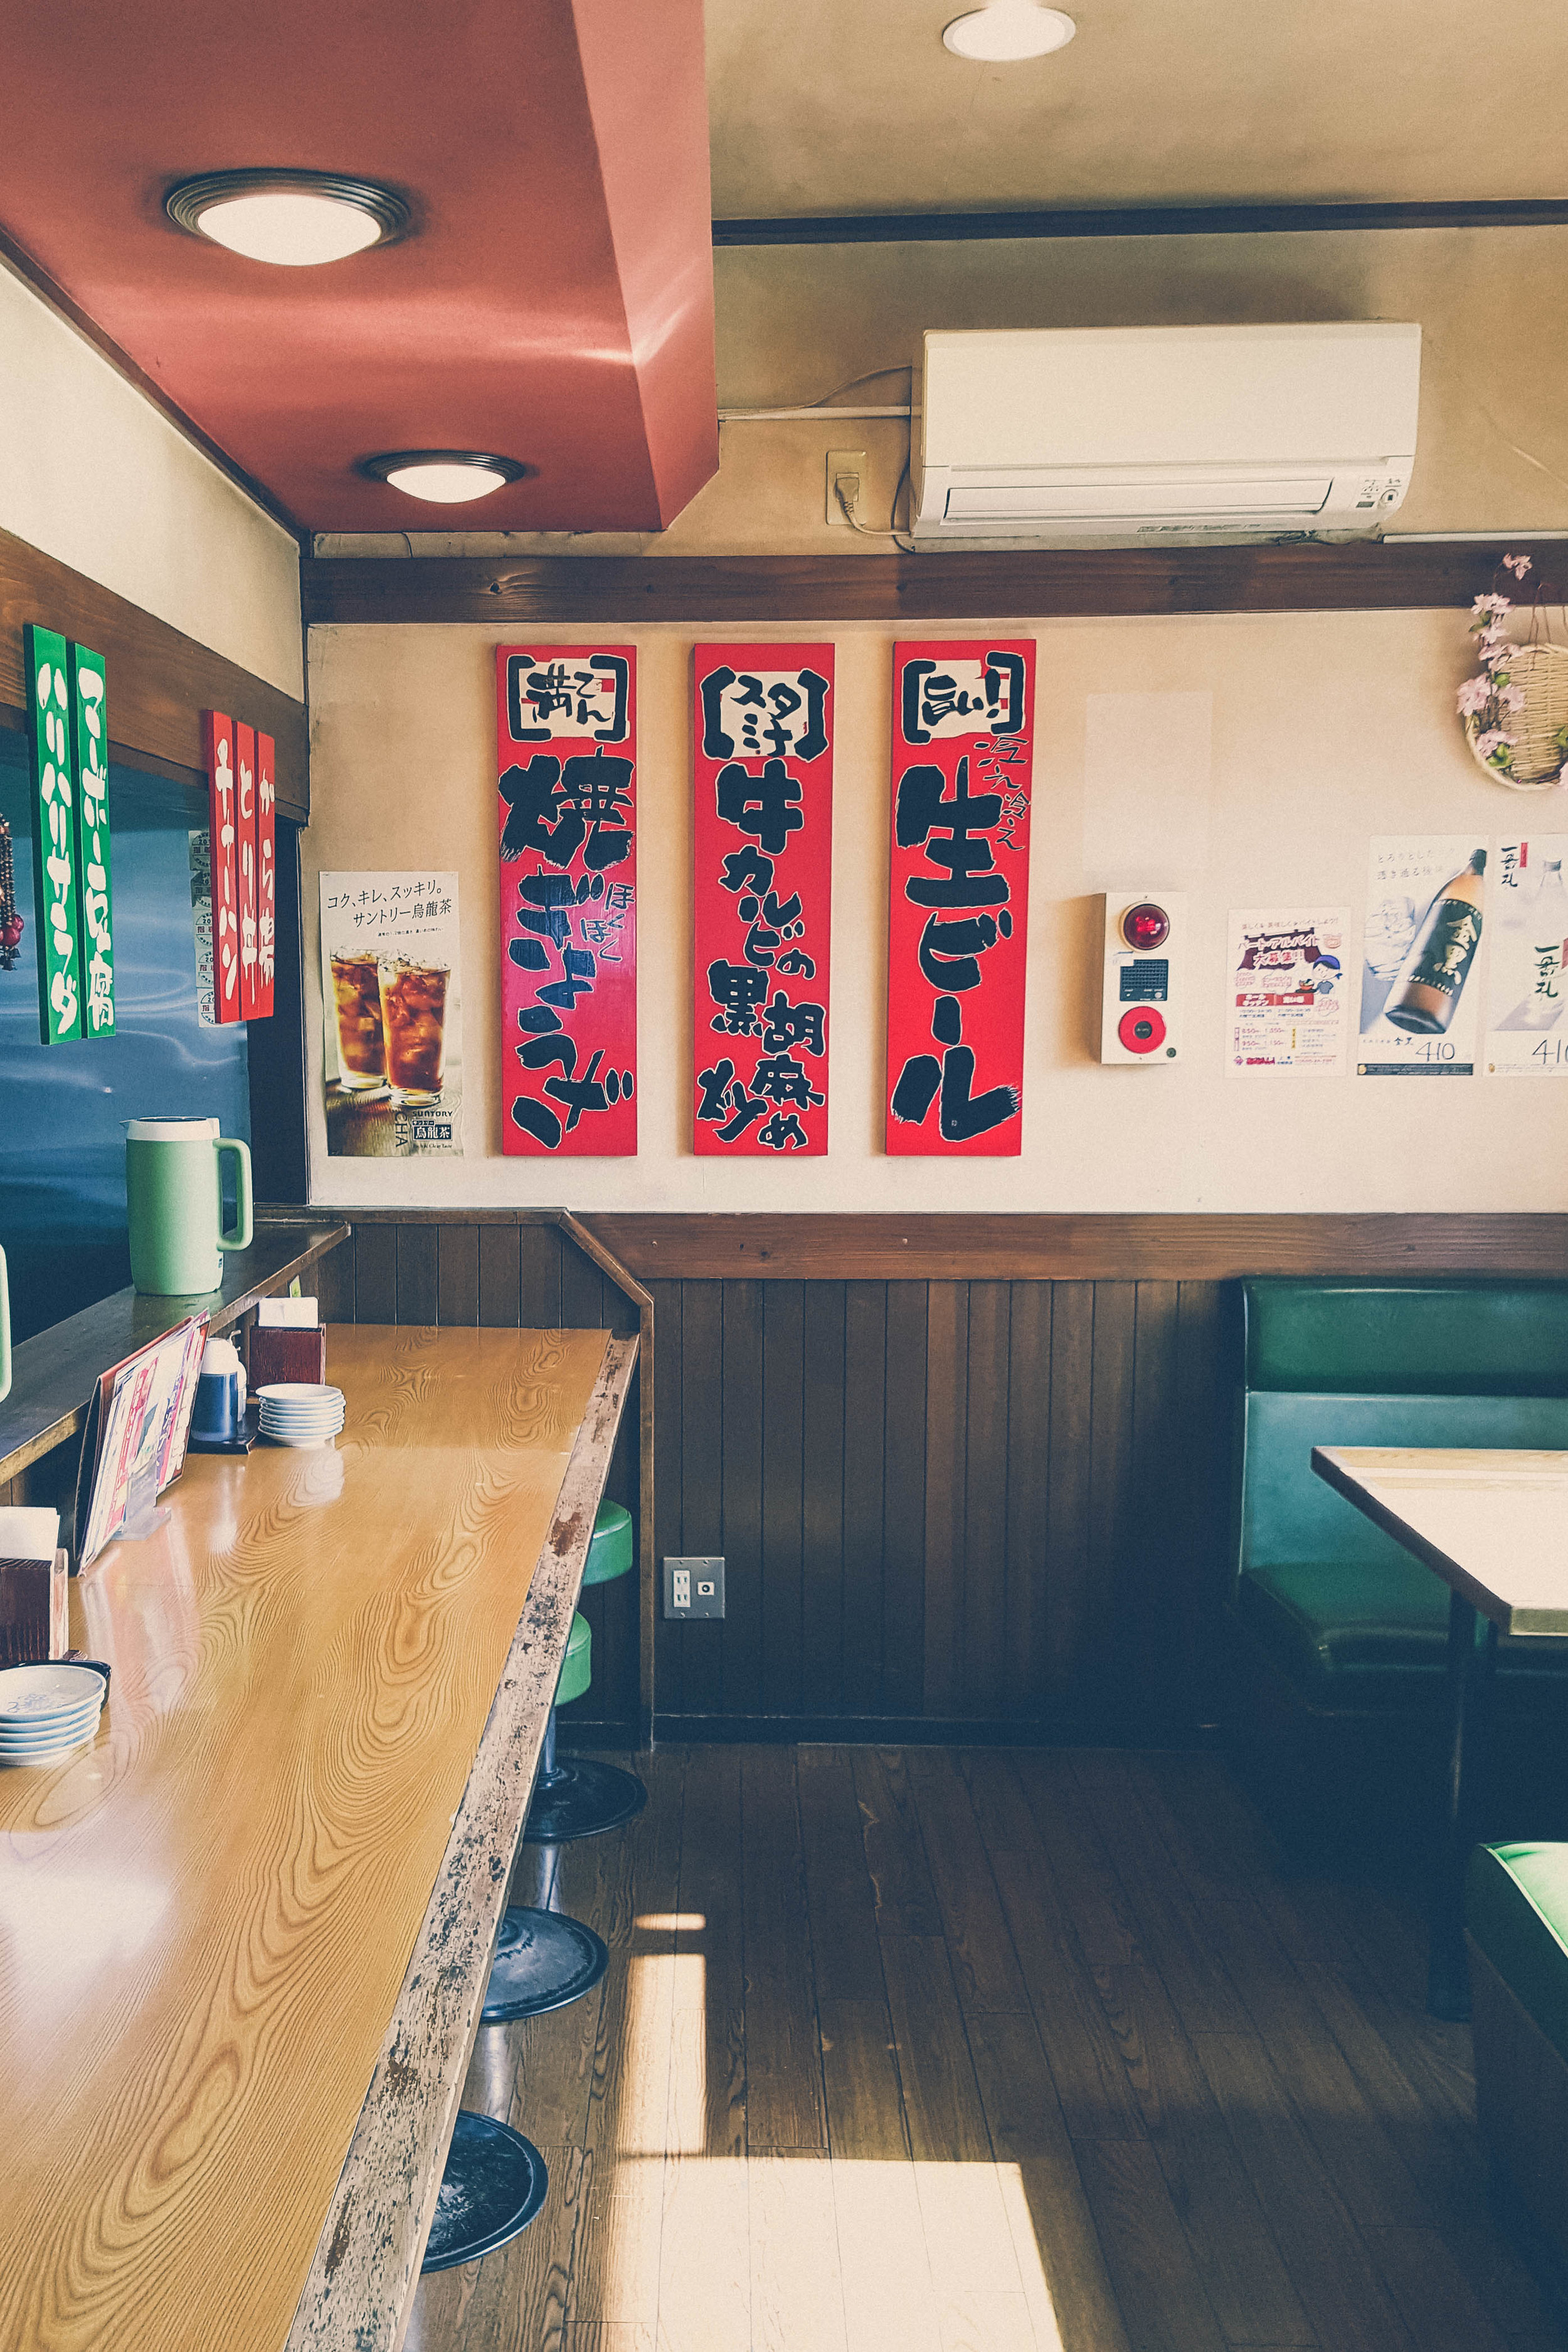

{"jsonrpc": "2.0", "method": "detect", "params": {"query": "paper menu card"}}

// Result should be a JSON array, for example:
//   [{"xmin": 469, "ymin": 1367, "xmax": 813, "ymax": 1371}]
[{"xmin": 75, "ymin": 1316, "xmax": 208, "ymax": 1570}]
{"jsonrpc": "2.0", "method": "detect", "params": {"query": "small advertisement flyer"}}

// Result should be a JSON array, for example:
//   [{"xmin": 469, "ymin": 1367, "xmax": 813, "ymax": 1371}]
[
  {"xmin": 1486, "ymin": 834, "xmax": 1568, "ymax": 1076},
  {"xmin": 1226, "ymin": 907, "xmax": 1349, "ymax": 1076},
  {"xmin": 1358, "ymin": 835, "xmax": 1488, "ymax": 1076},
  {"xmin": 320, "ymin": 872, "xmax": 463, "ymax": 1157}
]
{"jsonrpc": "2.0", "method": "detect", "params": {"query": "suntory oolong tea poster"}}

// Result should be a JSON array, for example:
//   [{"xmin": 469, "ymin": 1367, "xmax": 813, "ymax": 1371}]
[
  {"xmin": 319, "ymin": 872, "xmax": 463, "ymax": 1157},
  {"xmin": 1359, "ymin": 837, "xmax": 1487, "ymax": 1078}
]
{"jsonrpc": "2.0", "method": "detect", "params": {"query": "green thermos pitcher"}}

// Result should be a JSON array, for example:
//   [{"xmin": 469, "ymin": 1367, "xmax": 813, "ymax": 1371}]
[{"xmin": 125, "ymin": 1117, "xmax": 253, "ymax": 1296}]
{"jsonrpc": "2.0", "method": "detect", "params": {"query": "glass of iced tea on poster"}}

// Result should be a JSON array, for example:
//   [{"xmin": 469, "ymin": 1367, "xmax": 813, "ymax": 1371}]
[
  {"xmin": 330, "ymin": 950, "xmax": 386, "ymax": 1090},
  {"xmin": 379, "ymin": 956, "xmax": 448, "ymax": 1104}
]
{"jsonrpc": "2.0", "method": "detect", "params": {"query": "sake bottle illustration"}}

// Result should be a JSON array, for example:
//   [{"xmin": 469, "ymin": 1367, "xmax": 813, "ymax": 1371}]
[
  {"xmin": 1383, "ymin": 849, "xmax": 1486, "ymax": 1035},
  {"xmin": 1513, "ymin": 856, "xmax": 1568, "ymax": 1030}
]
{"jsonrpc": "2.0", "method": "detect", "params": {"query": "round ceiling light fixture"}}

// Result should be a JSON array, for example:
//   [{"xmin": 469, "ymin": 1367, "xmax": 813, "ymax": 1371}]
[
  {"xmin": 166, "ymin": 170, "xmax": 410, "ymax": 266},
  {"xmin": 941, "ymin": 1, "xmax": 1076, "ymax": 60},
  {"xmin": 359, "ymin": 450, "xmax": 533, "ymax": 504}
]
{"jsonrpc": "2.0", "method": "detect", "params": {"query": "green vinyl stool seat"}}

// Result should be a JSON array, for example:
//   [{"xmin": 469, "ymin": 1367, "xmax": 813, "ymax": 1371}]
[
  {"xmin": 524, "ymin": 1505, "xmax": 647, "ymax": 1845},
  {"xmin": 1466, "ymin": 1843, "xmax": 1568, "ymax": 2280}
]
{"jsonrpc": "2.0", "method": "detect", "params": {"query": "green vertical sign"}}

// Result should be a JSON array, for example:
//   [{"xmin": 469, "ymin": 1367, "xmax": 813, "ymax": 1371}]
[
  {"xmin": 23, "ymin": 623, "xmax": 83, "ymax": 1044},
  {"xmin": 69, "ymin": 643, "xmax": 114, "ymax": 1036}
]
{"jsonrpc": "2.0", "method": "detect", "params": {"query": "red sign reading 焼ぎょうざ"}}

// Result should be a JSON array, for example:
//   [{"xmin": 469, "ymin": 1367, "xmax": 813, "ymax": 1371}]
[
  {"xmin": 885, "ymin": 641, "xmax": 1034, "ymax": 1157},
  {"xmin": 496, "ymin": 646, "xmax": 637, "ymax": 1155},
  {"xmin": 692, "ymin": 644, "xmax": 833, "ymax": 1155}
]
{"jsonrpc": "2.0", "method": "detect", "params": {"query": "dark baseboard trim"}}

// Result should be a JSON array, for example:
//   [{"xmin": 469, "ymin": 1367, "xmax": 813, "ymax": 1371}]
[
  {"xmin": 647, "ymin": 1711, "xmax": 1216, "ymax": 1749},
  {"xmin": 713, "ymin": 199, "xmax": 1568, "ymax": 248}
]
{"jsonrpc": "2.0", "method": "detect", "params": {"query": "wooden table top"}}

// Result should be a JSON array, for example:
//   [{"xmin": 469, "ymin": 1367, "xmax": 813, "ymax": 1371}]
[
  {"xmin": 1313, "ymin": 1444, "xmax": 1568, "ymax": 1636},
  {"xmin": 0, "ymin": 1323, "xmax": 615, "ymax": 2352}
]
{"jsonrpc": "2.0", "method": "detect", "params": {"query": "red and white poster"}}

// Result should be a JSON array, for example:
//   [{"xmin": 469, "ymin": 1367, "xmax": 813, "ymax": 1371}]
[
  {"xmin": 885, "ymin": 640, "xmax": 1034, "ymax": 1155},
  {"xmin": 255, "ymin": 730, "xmax": 277, "ymax": 1019},
  {"xmin": 236, "ymin": 721, "xmax": 259, "ymax": 1018},
  {"xmin": 496, "ymin": 645, "xmax": 637, "ymax": 1153},
  {"xmin": 202, "ymin": 710, "xmax": 241, "ymax": 1024},
  {"xmin": 692, "ymin": 644, "xmax": 833, "ymax": 1154}
]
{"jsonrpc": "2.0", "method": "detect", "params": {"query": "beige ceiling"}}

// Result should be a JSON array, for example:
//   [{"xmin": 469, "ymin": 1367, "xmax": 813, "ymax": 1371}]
[{"xmin": 706, "ymin": 0, "xmax": 1565, "ymax": 216}]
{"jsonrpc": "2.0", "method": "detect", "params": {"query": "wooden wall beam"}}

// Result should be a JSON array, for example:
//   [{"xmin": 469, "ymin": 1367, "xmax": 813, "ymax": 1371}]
[
  {"xmin": 1, "ymin": 524, "xmax": 308, "ymax": 820},
  {"xmin": 300, "ymin": 538, "xmax": 1562, "ymax": 628},
  {"xmin": 713, "ymin": 198, "xmax": 1568, "ymax": 246},
  {"xmin": 579, "ymin": 1212, "xmax": 1568, "ymax": 1284}
]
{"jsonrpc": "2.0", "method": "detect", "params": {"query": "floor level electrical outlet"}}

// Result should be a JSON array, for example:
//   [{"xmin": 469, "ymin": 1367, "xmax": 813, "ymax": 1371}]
[
  {"xmin": 664, "ymin": 1555, "xmax": 725, "ymax": 1619},
  {"xmin": 826, "ymin": 449, "xmax": 867, "ymax": 527}
]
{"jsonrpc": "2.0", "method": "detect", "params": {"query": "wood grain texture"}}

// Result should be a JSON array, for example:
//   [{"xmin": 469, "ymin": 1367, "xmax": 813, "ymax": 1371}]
[
  {"xmin": 0, "ymin": 1325, "xmax": 623, "ymax": 2352},
  {"xmin": 580, "ymin": 1210, "xmax": 1568, "ymax": 1281},
  {"xmin": 0, "ymin": 1222, "xmax": 349, "ymax": 1486},
  {"xmin": 300, "ymin": 538, "xmax": 1568, "ymax": 628},
  {"xmin": 1, "ymin": 523, "xmax": 307, "ymax": 815}
]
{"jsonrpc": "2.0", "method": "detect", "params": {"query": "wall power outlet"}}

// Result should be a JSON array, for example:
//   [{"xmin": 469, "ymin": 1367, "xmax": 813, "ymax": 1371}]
[{"xmin": 664, "ymin": 1555, "xmax": 725, "ymax": 1619}]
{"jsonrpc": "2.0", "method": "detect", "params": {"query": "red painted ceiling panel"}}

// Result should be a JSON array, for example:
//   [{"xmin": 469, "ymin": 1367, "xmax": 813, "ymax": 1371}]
[{"xmin": 0, "ymin": 0, "xmax": 719, "ymax": 532}]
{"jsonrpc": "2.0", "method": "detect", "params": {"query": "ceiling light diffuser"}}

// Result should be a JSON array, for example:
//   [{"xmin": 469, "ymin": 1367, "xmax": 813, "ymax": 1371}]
[
  {"xmin": 359, "ymin": 451, "xmax": 532, "ymax": 504},
  {"xmin": 166, "ymin": 171, "xmax": 410, "ymax": 266},
  {"xmin": 942, "ymin": 2, "xmax": 1076, "ymax": 60}
]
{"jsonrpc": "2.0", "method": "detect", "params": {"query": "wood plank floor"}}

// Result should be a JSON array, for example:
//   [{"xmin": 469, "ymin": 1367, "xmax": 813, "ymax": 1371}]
[{"xmin": 407, "ymin": 1747, "xmax": 1567, "ymax": 2352}]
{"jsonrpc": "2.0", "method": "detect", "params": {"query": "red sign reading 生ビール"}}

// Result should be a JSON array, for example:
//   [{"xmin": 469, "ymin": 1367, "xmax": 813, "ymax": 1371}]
[
  {"xmin": 692, "ymin": 644, "xmax": 833, "ymax": 1155},
  {"xmin": 496, "ymin": 645, "xmax": 637, "ymax": 1155},
  {"xmin": 884, "ymin": 640, "xmax": 1034, "ymax": 1156}
]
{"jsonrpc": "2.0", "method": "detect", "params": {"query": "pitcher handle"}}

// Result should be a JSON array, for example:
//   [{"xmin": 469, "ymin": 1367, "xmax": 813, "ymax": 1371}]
[
  {"xmin": 216, "ymin": 1138, "xmax": 253, "ymax": 1254},
  {"xmin": 0, "ymin": 1244, "xmax": 10, "ymax": 1402}
]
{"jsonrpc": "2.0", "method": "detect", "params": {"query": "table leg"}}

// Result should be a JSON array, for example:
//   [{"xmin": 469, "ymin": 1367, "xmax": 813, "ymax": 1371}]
[{"xmin": 1429, "ymin": 1592, "xmax": 1498, "ymax": 2020}]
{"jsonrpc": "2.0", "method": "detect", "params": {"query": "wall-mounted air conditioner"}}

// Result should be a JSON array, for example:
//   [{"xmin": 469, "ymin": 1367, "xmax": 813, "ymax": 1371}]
[{"xmin": 913, "ymin": 323, "xmax": 1421, "ymax": 550}]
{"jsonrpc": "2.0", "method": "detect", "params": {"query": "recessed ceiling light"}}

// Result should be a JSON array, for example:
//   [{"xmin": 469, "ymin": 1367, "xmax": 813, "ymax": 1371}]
[
  {"xmin": 942, "ymin": 2, "xmax": 1076, "ymax": 61},
  {"xmin": 166, "ymin": 171, "xmax": 410, "ymax": 266},
  {"xmin": 359, "ymin": 451, "xmax": 532, "ymax": 504}
]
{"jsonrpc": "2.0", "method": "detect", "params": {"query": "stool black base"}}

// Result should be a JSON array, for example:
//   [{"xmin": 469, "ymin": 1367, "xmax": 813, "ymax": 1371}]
[
  {"xmin": 421, "ymin": 2111, "xmax": 549, "ymax": 2274},
  {"xmin": 523, "ymin": 1708, "xmax": 647, "ymax": 1844},
  {"xmin": 481, "ymin": 1904, "xmax": 609, "ymax": 2022}
]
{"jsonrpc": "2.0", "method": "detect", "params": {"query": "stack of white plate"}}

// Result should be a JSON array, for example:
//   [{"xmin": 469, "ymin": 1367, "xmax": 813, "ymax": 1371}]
[
  {"xmin": 258, "ymin": 1382, "xmax": 346, "ymax": 1449},
  {"xmin": 0, "ymin": 1663, "xmax": 106, "ymax": 1767}
]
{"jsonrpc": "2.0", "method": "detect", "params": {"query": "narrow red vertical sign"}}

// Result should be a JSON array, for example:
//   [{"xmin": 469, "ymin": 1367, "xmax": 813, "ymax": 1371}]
[
  {"xmin": 692, "ymin": 645, "xmax": 833, "ymax": 1154},
  {"xmin": 254, "ymin": 731, "xmax": 277, "ymax": 1019},
  {"xmin": 496, "ymin": 646, "xmax": 637, "ymax": 1154},
  {"xmin": 235, "ymin": 722, "xmax": 259, "ymax": 1019},
  {"xmin": 203, "ymin": 711, "xmax": 241, "ymax": 1025},
  {"xmin": 885, "ymin": 641, "xmax": 1034, "ymax": 1155}
]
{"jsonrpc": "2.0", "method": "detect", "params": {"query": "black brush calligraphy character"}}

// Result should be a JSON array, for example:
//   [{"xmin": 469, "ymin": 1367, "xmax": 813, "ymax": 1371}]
[
  {"xmin": 708, "ymin": 960, "xmax": 768, "ymax": 1035},
  {"xmin": 716, "ymin": 756, "xmax": 803, "ymax": 856},
  {"xmin": 761, "ymin": 992, "xmax": 825, "ymax": 1055},
  {"xmin": 697, "ymin": 1058, "xmax": 737, "ymax": 1121}
]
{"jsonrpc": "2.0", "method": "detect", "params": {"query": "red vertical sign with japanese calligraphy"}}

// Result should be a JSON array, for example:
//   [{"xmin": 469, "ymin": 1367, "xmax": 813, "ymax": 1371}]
[
  {"xmin": 497, "ymin": 646, "xmax": 637, "ymax": 1154},
  {"xmin": 254, "ymin": 731, "xmax": 276, "ymax": 1019},
  {"xmin": 885, "ymin": 641, "xmax": 1034, "ymax": 1155},
  {"xmin": 235, "ymin": 721, "xmax": 260, "ymax": 1019},
  {"xmin": 203, "ymin": 710, "xmax": 241, "ymax": 1024},
  {"xmin": 692, "ymin": 645, "xmax": 834, "ymax": 1155}
]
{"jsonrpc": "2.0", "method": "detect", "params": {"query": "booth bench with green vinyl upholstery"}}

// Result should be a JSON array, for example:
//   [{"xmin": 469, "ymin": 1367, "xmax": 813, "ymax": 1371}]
[
  {"xmin": 1468, "ymin": 1841, "xmax": 1568, "ymax": 2290},
  {"xmin": 1226, "ymin": 1279, "xmax": 1568, "ymax": 1849}
]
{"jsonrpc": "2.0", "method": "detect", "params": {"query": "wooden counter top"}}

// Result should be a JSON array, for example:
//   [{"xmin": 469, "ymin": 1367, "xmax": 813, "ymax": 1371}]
[{"xmin": 0, "ymin": 1322, "xmax": 635, "ymax": 2352}]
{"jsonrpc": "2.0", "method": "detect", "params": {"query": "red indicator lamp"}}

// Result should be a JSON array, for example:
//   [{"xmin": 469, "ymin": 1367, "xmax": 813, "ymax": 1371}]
[
  {"xmin": 1118, "ymin": 1005, "xmax": 1167, "ymax": 1056},
  {"xmin": 1121, "ymin": 901, "xmax": 1170, "ymax": 953}
]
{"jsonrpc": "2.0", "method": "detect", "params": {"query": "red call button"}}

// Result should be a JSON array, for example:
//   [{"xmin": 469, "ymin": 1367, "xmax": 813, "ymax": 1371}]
[
  {"xmin": 1118, "ymin": 1005, "xmax": 1167, "ymax": 1056},
  {"xmin": 1121, "ymin": 901, "xmax": 1170, "ymax": 951}
]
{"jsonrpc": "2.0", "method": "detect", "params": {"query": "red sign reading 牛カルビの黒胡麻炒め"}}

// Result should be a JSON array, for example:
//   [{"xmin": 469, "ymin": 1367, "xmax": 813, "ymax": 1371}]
[
  {"xmin": 692, "ymin": 644, "xmax": 833, "ymax": 1155},
  {"xmin": 496, "ymin": 646, "xmax": 637, "ymax": 1155},
  {"xmin": 885, "ymin": 641, "xmax": 1034, "ymax": 1157}
]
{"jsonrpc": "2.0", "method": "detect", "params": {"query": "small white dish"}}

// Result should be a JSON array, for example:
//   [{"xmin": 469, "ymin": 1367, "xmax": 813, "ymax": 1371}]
[{"xmin": 0, "ymin": 1664, "xmax": 108, "ymax": 1721}]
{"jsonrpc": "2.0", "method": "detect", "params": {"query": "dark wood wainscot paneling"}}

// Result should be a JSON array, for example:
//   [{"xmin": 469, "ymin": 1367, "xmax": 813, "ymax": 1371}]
[{"xmin": 313, "ymin": 1211, "xmax": 649, "ymax": 1743}]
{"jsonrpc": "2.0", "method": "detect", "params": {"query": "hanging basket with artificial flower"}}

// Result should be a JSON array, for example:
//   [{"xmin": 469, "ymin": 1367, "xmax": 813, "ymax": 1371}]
[{"xmin": 1458, "ymin": 553, "xmax": 1568, "ymax": 792}]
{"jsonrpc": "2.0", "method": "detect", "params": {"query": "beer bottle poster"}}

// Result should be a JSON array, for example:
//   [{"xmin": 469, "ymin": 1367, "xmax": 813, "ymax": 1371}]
[
  {"xmin": 1359, "ymin": 835, "xmax": 1487, "ymax": 1076},
  {"xmin": 692, "ymin": 644, "xmax": 833, "ymax": 1154},
  {"xmin": 495, "ymin": 645, "xmax": 637, "ymax": 1155},
  {"xmin": 1486, "ymin": 834, "xmax": 1568, "ymax": 1075},
  {"xmin": 319, "ymin": 872, "xmax": 463, "ymax": 1157},
  {"xmin": 886, "ymin": 640, "xmax": 1034, "ymax": 1155}
]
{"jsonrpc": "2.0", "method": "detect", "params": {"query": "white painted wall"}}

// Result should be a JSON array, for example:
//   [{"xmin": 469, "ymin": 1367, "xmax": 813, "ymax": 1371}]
[
  {"xmin": 304, "ymin": 608, "xmax": 1568, "ymax": 1214},
  {"xmin": 0, "ymin": 262, "xmax": 302, "ymax": 698}
]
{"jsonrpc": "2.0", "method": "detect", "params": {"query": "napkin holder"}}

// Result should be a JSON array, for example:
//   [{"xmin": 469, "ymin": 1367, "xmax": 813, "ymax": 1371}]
[
  {"xmin": 0, "ymin": 1549, "xmax": 69, "ymax": 1668},
  {"xmin": 246, "ymin": 1324, "xmax": 327, "ymax": 1391}
]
